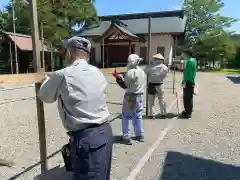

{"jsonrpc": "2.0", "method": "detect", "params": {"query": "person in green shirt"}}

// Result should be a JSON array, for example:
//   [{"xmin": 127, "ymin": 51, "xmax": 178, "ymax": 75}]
[{"xmin": 180, "ymin": 50, "xmax": 197, "ymax": 119}]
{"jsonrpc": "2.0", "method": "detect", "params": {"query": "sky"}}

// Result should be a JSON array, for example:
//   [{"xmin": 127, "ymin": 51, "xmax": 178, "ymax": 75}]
[{"xmin": 0, "ymin": 0, "xmax": 239, "ymax": 33}]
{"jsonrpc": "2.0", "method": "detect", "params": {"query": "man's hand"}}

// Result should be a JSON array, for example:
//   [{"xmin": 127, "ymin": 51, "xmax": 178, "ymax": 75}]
[
  {"xmin": 181, "ymin": 80, "xmax": 185, "ymax": 88},
  {"xmin": 112, "ymin": 68, "xmax": 119, "ymax": 79}
]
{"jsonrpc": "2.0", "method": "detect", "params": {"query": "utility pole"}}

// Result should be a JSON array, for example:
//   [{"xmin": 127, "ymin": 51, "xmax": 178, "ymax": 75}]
[
  {"xmin": 12, "ymin": 0, "xmax": 19, "ymax": 74},
  {"xmin": 28, "ymin": 0, "xmax": 47, "ymax": 173},
  {"xmin": 41, "ymin": 23, "xmax": 45, "ymax": 71}
]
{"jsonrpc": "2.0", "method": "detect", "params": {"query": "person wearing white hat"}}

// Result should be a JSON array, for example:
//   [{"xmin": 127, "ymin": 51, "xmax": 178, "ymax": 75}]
[
  {"xmin": 145, "ymin": 53, "xmax": 168, "ymax": 118},
  {"xmin": 114, "ymin": 54, "xmax": 146, "ymax": 145}
]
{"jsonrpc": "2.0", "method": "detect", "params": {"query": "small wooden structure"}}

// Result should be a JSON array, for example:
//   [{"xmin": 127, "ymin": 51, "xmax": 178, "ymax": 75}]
[
  {"xmin": 0, "ymin": 31, "xmax": 61, "ymax": 74},
  {"xmin": 93, "ymin": 20, "xmax": 146, "ymax": 68}
]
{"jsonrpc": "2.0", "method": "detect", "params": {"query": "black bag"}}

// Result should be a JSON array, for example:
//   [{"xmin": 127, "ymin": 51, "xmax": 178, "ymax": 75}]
[
  {"xmin": 61, "ymin": 142, "xmax": 72, "ymax": 171},
  {"xmin": 147, "ymin": 83, "xmax": 157, "ymax": 95}
]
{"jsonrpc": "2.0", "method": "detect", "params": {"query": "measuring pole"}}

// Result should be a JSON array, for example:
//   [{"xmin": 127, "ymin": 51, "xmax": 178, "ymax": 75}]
[
  {"xmin": 146, "ymin": 16, "xmax": 151, "ymax": 117},
  {"xmin": 172, "ymin": 69, "xmax": 176, "ymax": 93},
  {"xmin": 29, "ymin": 0, "xmax": 47, "ymax": 173}
]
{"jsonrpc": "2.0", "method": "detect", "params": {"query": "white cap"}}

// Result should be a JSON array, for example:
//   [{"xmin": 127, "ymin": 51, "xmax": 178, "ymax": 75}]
[{"xmin": 127, "ymin": 54, "xmax": 143, "ymax": 67}]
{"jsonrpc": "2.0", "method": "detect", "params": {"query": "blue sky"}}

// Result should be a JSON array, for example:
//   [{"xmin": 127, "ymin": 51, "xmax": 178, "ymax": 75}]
[{"xmin": 0, "ymin": 0, "xmax": 239, "ymax": 33}]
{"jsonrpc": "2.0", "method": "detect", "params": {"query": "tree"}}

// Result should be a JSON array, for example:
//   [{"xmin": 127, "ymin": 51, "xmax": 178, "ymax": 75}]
[
  {"xmin": 229, "ymin": 34, "xmax": 240, "ymax": 68},
  {"xmin": 193, "ymin": 30, "xmax": 236, "ymax": 68},
  {"xmin": 0, "ymin": 0, "xmax": 98, "ymax": 46},
  {"xmin": 183, "ymin": 0, "xmax": 236, "ymax": 47},
  {"xmin": 182, "ymin": 0, "xmax": 238, "ymax": 68}
]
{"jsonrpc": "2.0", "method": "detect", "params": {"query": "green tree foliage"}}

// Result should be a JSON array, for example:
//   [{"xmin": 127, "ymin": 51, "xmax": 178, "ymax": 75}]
[
  {"xmin": 0, "ymin": 0, "xmax": 98, "ymax": 46},
  {"xmin": 230, "ymin": 34, "xmax": 240, "ymax": 68},
  {"xmin": 183, "ymin": 0, "xmax": 236, "ymax": 46},
  {"xmin": 182, "ymin": 0, "xmax": 238, "ymax": 68}
]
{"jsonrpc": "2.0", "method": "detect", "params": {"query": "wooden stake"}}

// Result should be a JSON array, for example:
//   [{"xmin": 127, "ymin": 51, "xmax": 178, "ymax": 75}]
[{"xmin": 29, "ymin": 0, "xmax": 47, "ymax": 173}]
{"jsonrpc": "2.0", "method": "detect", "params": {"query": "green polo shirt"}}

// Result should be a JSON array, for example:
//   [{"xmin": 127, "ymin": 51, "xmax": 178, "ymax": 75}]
[{"xmin": 183, "ymin": 58, "xmax": 197, "ymax": 84}]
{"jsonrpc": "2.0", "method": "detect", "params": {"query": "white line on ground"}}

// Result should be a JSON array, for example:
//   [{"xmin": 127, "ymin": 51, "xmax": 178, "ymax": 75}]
[{"xmin": 125, "ymin": 98, "xmax": 178, "ymax": 180}]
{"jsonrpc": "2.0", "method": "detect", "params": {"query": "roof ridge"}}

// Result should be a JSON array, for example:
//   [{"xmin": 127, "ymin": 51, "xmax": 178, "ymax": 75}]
[
  {"xmin": 99, "ymin": 10, "xmax": 184, "ymax": 21},
  {"xmin": 4, "ymin": 31, "xmax": 32, "ymax": 38}
]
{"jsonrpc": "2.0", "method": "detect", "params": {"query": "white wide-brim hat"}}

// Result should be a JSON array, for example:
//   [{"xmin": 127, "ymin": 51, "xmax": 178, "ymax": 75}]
[{"xmin": 152, "ymin": 53, "xmax": 164, "ymax": 60}]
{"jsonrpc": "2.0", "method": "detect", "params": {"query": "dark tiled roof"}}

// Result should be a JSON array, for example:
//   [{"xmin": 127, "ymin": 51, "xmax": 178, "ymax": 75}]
[
  {"xmin": 0, "ymin": 31, "xmax": 51, "ymax": 51},
  {"xmin": 99, "ymin": 10, "xmax": 185, "ymax": 21},
  {"xmin": 78, "ymin": 10, "xmax": 187, "ymax": 37}
]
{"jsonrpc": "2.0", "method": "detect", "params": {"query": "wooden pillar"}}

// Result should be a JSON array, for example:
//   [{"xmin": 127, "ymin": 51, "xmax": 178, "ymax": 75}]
[
  {"xmin": 29, "ymin": 0, "xmax": 47, "ymax": 173},
  {"xmin": 41, "ymin": 23, "xmax": 45, "ymax": 71},
  {"xmin": 128, "ymin": 41, "xmax": 132, "ymax": 55},
  {"xmin": 102, "ymin": 39, "xmax": 105, "ymax": 68},
  {"xmin": 146, "ymin": 16, "xmax": 151, "ymax": 117},
  {"xmin": 172, "ymin": 36, "xmax": 178, "ymax": 94},
  {"xmin": 9, "ymin": 42, "xmax": 13, "ymax": 74}
]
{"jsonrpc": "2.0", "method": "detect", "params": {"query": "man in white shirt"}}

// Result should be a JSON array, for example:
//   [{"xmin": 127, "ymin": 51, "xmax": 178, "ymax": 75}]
[
  {"xmin": 38, "ymin": 36, "xmax": 112, "ymax": 180},
  {"xmin": 145, "ymin": 53, "xmax": 168, "ymax": 118},
  {"xmin": 114, "ymin": 54, "xmax": 146, "ymax": 145}
]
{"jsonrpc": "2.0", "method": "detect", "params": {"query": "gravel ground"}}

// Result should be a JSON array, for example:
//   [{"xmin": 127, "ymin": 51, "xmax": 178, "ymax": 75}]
[
  {"xmin": 0, "ymin": 72, "xmax": 180, "ymax": 180},
  {"xmin": 135, "ymin": 73, "xmax": 240, "ymax": 180}
]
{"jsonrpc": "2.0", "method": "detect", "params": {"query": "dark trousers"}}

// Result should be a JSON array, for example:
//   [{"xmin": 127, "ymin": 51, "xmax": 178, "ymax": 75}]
[
  {"xmin": 183, "ymin": 82, "xmax": 194, "ymax": 115},
  {"xmin": 69, "ymin": 123, "xmax": 113, "ymax": 180}
]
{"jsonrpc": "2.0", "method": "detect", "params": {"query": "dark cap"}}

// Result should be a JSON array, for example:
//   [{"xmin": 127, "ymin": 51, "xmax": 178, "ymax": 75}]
[{"xmin": 65, "ymin": 36, "xmax": 91, "ymax": 54}]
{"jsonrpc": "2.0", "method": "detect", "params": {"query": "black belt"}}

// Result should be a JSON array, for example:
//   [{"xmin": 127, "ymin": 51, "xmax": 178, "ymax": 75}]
[
  {"xmin": 125, "ymin": 92, "xmax": 144, "ymax": 95},
  {"xmin": 148, "ymin": 83, "xmax": 163, "ymax": 86},
  {"xmin": 67, "ymin": 121, "xmax": 107, "ymax": 138}
]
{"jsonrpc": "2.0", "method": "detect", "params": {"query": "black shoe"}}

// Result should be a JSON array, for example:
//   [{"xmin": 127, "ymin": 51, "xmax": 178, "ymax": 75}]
[
  {"xmin": 181, "ymin": 111, "xmax": 187, "ymax": 116},
  {"xmin": 148, "ymin": 115, "xmax": 155, "ymax": 119},
  {"xmin": 135, "ymin": 136, "xmax": 144, "ymax": 142},
  {"xmin": 122, "ymin": 137, "xmax": 133, "ymax": 145},
  {"xmin": 179, "ymin": 113, "xmax": 191, "ymax": 119}
]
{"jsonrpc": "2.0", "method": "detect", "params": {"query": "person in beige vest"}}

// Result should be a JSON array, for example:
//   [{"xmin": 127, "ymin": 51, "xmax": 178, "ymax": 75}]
[{"xmin": 145, "ymin": 53, "xmax": 168, "ymax": 118}]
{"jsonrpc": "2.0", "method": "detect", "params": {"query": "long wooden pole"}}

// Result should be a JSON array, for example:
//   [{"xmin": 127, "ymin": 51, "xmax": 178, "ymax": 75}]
[
  {"xmin": 29, "ymin": 0, "xmax": 47, "ymax": 173},
  {"xmin": 41, "ymin": 23, "xmax": 45, "ymax": 71},
  {"xmin": 146, "ymin": 16, "xmax": 151, "ymax": 117}
]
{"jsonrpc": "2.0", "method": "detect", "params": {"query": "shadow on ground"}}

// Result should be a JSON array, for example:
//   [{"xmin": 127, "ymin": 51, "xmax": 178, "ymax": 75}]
[
  {"xmin": 160, "ymin": 151, "xmax": 240, "ymax": 180},
  {"xmin": 142, "ymin": 113, "xmax": 179, "ymax": 120},
  {"xmin": 34, "ymin": 166, "xmax": 72, "ymax": 180},
  {"xmin": 226, "ymin": 76, "xmax": 240, "ymax": 84}
]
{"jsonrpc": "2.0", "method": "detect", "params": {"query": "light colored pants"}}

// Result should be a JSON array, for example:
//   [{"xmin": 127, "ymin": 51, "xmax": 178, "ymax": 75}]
[
  {"xmin": 148, "ymin": 84, "xmax": 167, "ymax": 116},
  {"xmin": 122, "ymin": 94, "xmax": 144, "ymax": 139}
]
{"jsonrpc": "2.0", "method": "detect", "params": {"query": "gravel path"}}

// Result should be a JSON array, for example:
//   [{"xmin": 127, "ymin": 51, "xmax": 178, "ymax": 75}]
[
  {"xmin": 0, "ymin": 72, "xmax": 179, "ymax": 180},
  {"xmin": 135, "ymin": 72, "xmax": 240, "ymax": 180}
]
